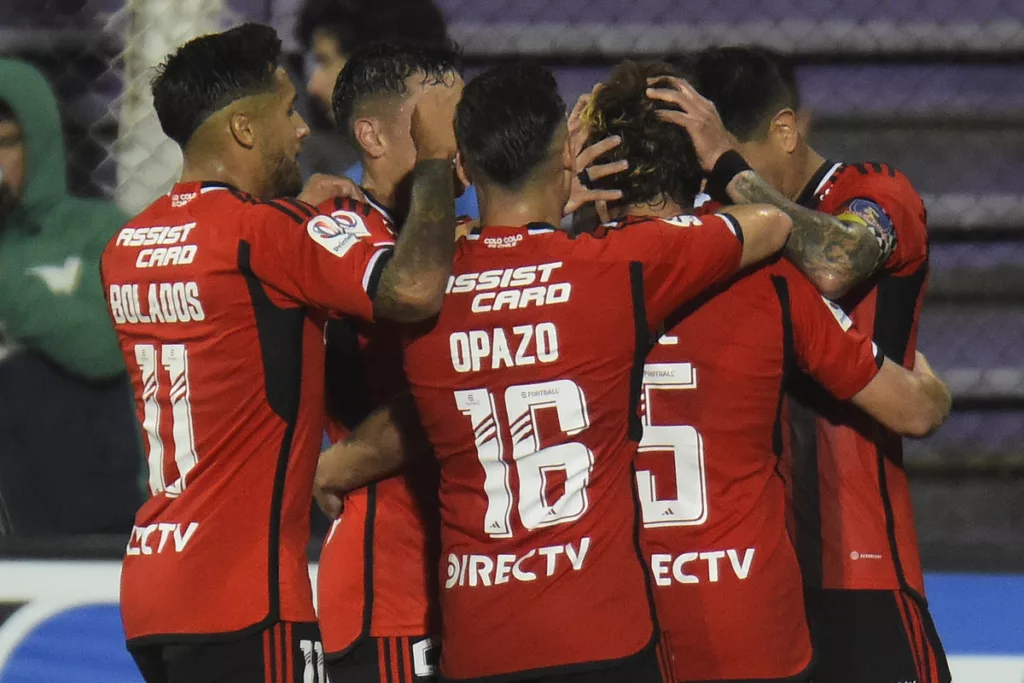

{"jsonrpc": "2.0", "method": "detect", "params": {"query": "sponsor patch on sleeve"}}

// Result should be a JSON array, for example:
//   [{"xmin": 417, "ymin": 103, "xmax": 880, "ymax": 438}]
[
  {"xmin": 836, "ymin": 197, "xmax": 897, "ymax": 263},
  {"xmin": 307, "ymin": 212, "xmax": 369, "ymax": 258}
]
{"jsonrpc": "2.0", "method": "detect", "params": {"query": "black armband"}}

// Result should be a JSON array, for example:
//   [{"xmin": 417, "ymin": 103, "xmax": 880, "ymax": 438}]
[{"xmin": 705, "ymin": 150, "xmax": 752, "ymax": 204}]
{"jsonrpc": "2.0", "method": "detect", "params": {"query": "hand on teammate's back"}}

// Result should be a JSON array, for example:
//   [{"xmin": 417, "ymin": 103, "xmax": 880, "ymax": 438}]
[
  {"xmin": 297, "ymin": 172, "xmax": 366, "ymax": 206},
  {"xmin": 646, "ymin": 75, "xmax": 737, "ymax": 172},
  {"xmin": 411, "ymin": 80, "xmax": 461, "ymax": 161}
]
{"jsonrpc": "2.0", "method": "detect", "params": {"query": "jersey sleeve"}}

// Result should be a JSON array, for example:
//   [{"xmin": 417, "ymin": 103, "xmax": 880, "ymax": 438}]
[
  {"xmin": 636, "ymin": 214, "xmax": 744, "ymax": 329},
  {"xmin": 242, "ymin": 199, "xmax": 392, "ymax": 320},
  {"xmin": 785, "ymin": 265, "xmax": 884, "ymax": 400},
  {"xmin": 832, "ymin": 166, "xmax": 928, "ymax": 275}
]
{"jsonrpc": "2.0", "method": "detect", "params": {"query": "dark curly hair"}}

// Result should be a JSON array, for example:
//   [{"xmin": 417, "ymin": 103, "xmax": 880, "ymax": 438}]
[
  {"xmin": 582, "ymin": 60, "xmax": 702, "ymax": 212},
  {"xmin": 151, "ymin": 23, "xmax": 282, "ymax": 148}
]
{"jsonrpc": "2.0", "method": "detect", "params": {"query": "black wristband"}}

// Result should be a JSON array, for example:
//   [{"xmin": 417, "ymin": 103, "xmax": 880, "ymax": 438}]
[{"xmin": 705, "ymin": 150, "xmax": 751, "ymax": 204}]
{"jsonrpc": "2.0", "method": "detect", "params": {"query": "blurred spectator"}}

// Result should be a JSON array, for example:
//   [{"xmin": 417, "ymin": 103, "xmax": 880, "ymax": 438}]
[
  {"xmin": 0, "ymin": 58, "xmax": 142, "ymax": 535},
  {"xmin": 295, "ymin": 0, "xmax": 478, "ymax": 218}
]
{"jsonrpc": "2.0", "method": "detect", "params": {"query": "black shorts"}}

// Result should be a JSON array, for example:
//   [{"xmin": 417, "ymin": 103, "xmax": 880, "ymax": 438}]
[
  {"xmin": 130, "ymin": 622, "xmax": 324, "ymax": 683},
  {"xmin": 440, "ymin": 641, "xmax": 671, "ymax": 683},
  {"xmin": 326, "ymin": 635, "xmax": 438, "ymax": 683},
  {"xmin": 806, "ymin": 588, "xmax": 951, "ymax": 683}
]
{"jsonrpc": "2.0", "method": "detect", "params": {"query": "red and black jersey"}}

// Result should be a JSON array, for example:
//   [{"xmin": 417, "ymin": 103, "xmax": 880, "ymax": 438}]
[
  {"xmin": 639, "ymin": 253, "xmax": 882, "ymax": 682},
  {"xmin": 102, "ymin": 181, "xmax": 390, "ymax": 644},
  {"xmin": 401, "ymin": 215, "xmax": 743, "ymax": 681},
  {"xmin": 315, "ymin": 195, "xmax": 441, "ymax": 657},
  {"xmin": 783, "ymin": 161, "xmax": 930, "ymax": 598}
]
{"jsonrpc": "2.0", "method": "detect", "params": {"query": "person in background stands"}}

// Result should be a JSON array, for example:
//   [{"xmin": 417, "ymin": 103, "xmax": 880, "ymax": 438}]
[{"xmin": 0, "ymin": 58, "xmax": 143, "ymax": 535}]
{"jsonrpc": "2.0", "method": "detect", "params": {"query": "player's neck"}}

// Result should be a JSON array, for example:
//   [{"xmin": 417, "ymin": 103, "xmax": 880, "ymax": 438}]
[
  {"xmin": 477, "ymin": 184, "xmax": 563, "ymax": 228},
  {"xmin": 180, "ymin": 156, "xmax": 266, "ymax": 198},
  {"xmin": 360, "ymin": 162, "xmax": 401, "ymax": 215},
  {"xmin": 620, "ymin": 197, "xmax": 689, "ymax": 220},
  {"xmin": 789, "ymin": 146, "xmax": 828, "ymax": 201}
]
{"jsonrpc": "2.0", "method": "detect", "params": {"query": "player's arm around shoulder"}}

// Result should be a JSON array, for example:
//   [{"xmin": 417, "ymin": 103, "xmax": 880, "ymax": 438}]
[
  {"xmin": 849, "ymin": 351, "xmax": 951, "ymax": 438},
  {"xmin": 722, "ymin": 204, "xmax": 792, "ymax": 269},
  {"xmin": 779, "ymin": 260, "xmax": 949, "ymax": 437}
]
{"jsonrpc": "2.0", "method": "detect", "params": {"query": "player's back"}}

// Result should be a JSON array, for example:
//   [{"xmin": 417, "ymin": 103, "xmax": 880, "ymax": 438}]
[
  {"xmin": 103, "ymin": 182, "xmax": 348, "ymax": 642},
  {"xmin": 786, "ymin": 161, "xmax": 929, "ymax": 597},
  {"xmin": 402, "ymin": 216, "xmax": 743, "ymax": 681},
  {"xmin": 641, "ymin": 254, "xmax": 881, "ymax": 681}
]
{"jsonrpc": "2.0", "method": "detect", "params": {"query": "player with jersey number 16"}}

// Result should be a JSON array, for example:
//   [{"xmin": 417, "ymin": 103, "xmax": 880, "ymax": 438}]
[
  {"xmin": 319, "ymin": 61, "xmax": 790, "ymax": 683},
  {"xmin": 101, "ymin": 23, "xmax": 462, "ymax": 683}
]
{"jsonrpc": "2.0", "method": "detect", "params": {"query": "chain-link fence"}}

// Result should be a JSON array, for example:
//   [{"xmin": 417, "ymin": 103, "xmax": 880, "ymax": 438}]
[{"xmin": 2, "ymin": 0, "xmax": 1023, "ymax": 474}]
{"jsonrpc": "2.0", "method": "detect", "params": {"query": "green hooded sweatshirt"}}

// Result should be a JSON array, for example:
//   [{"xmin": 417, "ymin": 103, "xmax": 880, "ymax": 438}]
[{"xmin": 0, "ymin": 59, "xmax": 127, "ymax": 379}]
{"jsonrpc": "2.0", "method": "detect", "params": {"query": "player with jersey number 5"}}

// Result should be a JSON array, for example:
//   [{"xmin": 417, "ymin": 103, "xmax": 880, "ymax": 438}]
[
  {"xmin": 580, "ymin": 59, "xmax": 951, "ymax": 683},
  {"xmin": 318, "ymin": 61, "xmax": 791, "ymax": 683},
  {"xmin": 662, "ymin": 48, "xmax": 949, "ymax": 683},
  {"xmin": 100, "ymin": 23, "xmax": 462, "ymax": 683}
]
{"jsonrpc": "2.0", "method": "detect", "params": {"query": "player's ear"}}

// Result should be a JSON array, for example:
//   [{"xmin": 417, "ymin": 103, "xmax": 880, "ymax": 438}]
[
  {"xmin": 229, "ymin": 111, "xmax": 257, "ymax": 150},
  {"xmin": 771, "ymin": 109, "xmax": 799, "ymax": 155},
  {"xmin": 354, "ymin": 117, "xmax": 385, "ymax": 159}
]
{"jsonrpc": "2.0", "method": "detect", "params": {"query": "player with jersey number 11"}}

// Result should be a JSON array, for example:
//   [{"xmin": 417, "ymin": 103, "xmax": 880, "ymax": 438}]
[
  {"xmin": 101, "ymin": 23, "xmax": 462, "ymax": 683},
  {"xmin": 322, "ymin": 61, "xmax": 790, "ymax": 683}
]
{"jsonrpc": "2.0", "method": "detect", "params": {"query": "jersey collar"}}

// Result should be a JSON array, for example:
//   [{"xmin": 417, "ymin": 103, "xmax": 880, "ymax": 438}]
[
  {"xmin": 795, "ymin": 160, "xmax": 843, "ymax": 208},
  {"xmin": 465, "ymin": 222, "xmax": 558, "ymax": 240},
  {"xmin": 361, "ymin": 188, "xmax": 398, "ymax": 227}
]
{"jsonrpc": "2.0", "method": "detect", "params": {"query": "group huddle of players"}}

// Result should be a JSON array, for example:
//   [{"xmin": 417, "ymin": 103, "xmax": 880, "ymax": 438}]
[{"xmin": 100, "ymin": 21, "xmax": 953, "ymax": 683}]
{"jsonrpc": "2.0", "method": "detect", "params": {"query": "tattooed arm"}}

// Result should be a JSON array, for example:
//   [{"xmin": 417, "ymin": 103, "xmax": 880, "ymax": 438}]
[
  {"xmin": 373, "ymin": 159, "xmax": 456, "ymax": 322},
  {"xmin": 372, "ymin": 83, "xmax": 459, "ymax": 322},
  {"xmin": 648, "ymin": 76, "xmax": 885, "ymax": 300},
  {"xmin": 726, "ymin": 171, "xmax": 881, "ymax": 299}
]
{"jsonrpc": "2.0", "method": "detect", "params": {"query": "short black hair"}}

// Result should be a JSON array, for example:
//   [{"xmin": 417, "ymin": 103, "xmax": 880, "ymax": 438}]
[
  {"xmin": 683, "ymin": 47, "xmax": 799, "ymax": 142},
  {"xmin": 455, "ymin": 62, "xmax": 566, "ymax": 188},
  {"xmin": 297, "ymin": 0, "xmax": 449, "ymax": 55},
  {"xmin": 0, "ymin": 99, "xmax": 16, "ymax": 124},
  {"xmin": 332, "ymin": 41, "xmax": 461, "ymax": 143},
  {"xmin": 152, "ymin": 23, "xmax": 283, "ymax": 147},
  {"xmin": 583, "ymin": 60, "xmax": 702, "ymax": 211}
]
